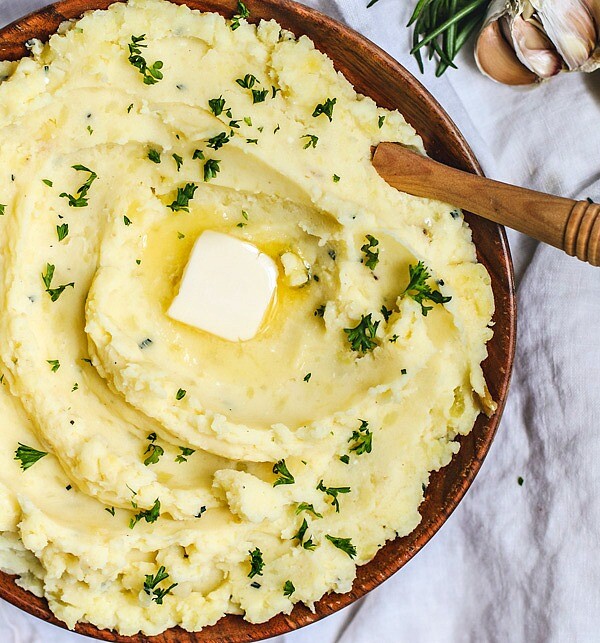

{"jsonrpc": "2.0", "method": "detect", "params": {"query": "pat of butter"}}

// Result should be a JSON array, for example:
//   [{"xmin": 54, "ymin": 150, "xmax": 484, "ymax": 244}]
[{"xmin": 168, "ymin": 231, "xmax": 278, "ymax": 342}]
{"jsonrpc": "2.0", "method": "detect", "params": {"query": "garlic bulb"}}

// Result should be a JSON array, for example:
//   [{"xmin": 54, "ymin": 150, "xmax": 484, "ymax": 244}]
[{"xmin": 475, "ymin": 0, "xmax": 600, "ymax": 85}]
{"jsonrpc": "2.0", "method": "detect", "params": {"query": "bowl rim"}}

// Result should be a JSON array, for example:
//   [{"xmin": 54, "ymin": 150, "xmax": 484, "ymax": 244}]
[{"xmin": 0, "ymin": 1, "xmax": 516, "ymax": 641}]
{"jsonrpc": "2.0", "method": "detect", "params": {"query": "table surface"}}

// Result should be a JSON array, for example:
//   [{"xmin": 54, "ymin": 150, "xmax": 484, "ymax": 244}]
[{"xmin": 0, "ymin": 1, "xmax": 599, "ymax": 642}]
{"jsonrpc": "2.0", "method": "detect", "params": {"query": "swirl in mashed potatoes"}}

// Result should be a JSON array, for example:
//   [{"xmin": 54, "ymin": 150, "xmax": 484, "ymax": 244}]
[{"xmin": 0, "ymin": 0, "xmax": 494, "ymax": 635}]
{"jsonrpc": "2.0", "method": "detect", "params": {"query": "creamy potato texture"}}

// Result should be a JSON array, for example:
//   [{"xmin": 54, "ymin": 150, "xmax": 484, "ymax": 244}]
[{"xmin": 0, "ymin": 0, "xmax": 495, "ymax": 635}]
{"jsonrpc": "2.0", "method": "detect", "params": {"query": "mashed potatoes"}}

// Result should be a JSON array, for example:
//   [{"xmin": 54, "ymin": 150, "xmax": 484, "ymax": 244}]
[{"xmin": 0, "ymin": 0, "xmax": 494, "ymax": 635}]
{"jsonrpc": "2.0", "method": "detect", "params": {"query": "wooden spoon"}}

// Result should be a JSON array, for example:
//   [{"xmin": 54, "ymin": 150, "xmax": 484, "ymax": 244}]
[{"xmin": 373, "ymin": 142, "xmax": 600, "ymax": 267}]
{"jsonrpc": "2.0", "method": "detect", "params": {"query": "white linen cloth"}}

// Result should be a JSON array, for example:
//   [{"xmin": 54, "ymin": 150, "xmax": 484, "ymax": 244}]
[{"xmin": 1, "ymin": 1, "xmax": 599, "ymax": 641}]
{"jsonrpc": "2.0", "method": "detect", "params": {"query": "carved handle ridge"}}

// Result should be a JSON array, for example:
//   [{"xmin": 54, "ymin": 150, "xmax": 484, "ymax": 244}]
[{"xmin": 564, "ymin": 201, "xmax": 600, "ymax": 267}]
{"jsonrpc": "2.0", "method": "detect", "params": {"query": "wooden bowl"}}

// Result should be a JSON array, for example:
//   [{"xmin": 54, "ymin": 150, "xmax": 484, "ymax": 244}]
[{"xmin": 0, "ymin": 1, "xmax": 516, "ymax": 641}]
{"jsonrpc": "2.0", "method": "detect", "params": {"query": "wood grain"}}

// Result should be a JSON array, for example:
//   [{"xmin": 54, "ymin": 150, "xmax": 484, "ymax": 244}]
[
  {"xmin": 0, "ymin": 1, "xmax": 517, "ymax": 642},
  {"xmin": 373, "ymin": 142, "xmax": 600, "ymax": 266}
]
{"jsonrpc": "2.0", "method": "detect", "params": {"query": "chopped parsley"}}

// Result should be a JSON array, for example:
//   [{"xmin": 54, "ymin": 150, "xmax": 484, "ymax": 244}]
[
  {"xmin": 325, "ymin": 535, "xmax": 357, "ymax": 559},
  {"xmin": 244, "ymin": 116, "xmax": 253, "ymax": 126},
  {"xmin": 167, "ymin": 183, "xmax": 198, "ymax": 212},
  {"xmin": 378, "ymin": 115, "xmax": 386, "ymax": 129},
  {"xmin": 41, "ymin": 263, "xmax": 74, "ymax": 302},
  {"xmin": 296, "ymin": 502, "xmax": 323, "ymax": 519},
  {"xmin": 192, "ymin": 149, "xmax": 205, "ymax": 161},
  {"xmin": 0, "ymin": 204, "xmax": 4, "ymax": 216},
  {"xmin": 176, "ymin": 388, "xmax": 187, "ymax": 400},
  {"xmin": 303, "ymin": 373, "xmax": 312, "ymax": 382},
  {"xmin": 333, "ymin": 174, "xmax": 340, "ymax": 183},
  {"xmin": 518, "ymin": 476, "xmax": 524, "ymax": 486},
  {"xmin": 130, "ymin": 497, "xmax": 161, "ymax": 529},
  {"xmin": 292, "ymin": 518, "xmax": 316, "ymax": 550},
  {"xmin": 301, "ymin": 134, "xmax": 319, "ymax": 149},
  {"xmin": 314, "ymin": 305, "xmax": 326, "ymax": 318},
  {"xmin": 207, "ymin": 132, "xmax": 230, "ymax": 150},
  {"xmin": 246, "ymin": 138, "xmax": 258, "ymax": 145},
  {"xmin": 127, "ymin": 35, "xmax": 163, "ymax": 85},
  {"xmin": 203, "ymin": 159, "xmax": 221, "ymax": 182},
  {"xmin": 381, "ymin": 305, "xmax": 393, "ymax": 322},
  {"xmin": 236, "ymin": 74, "xmax": 259, "ymax": 89},
  {"xmin": 248, "ymin": 547, "xmax": 264, "ymax": 578},
  {"xmin": 143, "ymin": 566, "xmax": 177, "ymax": 604},
  {"xmin": 14, "ymin": 443, "xmax": 48, "ymax": 470},
  {"xmin": 389, "ymin": 335, "xmax": 399, "ymax": 343},
  {"xmin": 46, "ymin": 359, "xmax": 60, "ymax": 372},
  {"xmin": 317, "ymin": 480, "xmax": 350, "ymax": 513},
  {"xmin": 236, "ymin": 210, "xmax": 249, "ymax": 228},
  {"xmin": 272, "ymin": 459, "xmax": 295, "ymax": 487},
  {"xmin": 172, "ymin": 153, "xmax": 183, "ymax": 171},
  {"xmin": 208, "ymin": 96, "xmax": 226, "ymax": 117},
  {"xmin": 283, "ymin": 580, "xmax": 295, "ymax": 597},
  {"xmin": 87, "ymin": 125, "xmax": 93, "ymax": 136},
  {"xmin": 231, "ymin": 1, "xmax": 250, "ymax": 30},
  {"xmin": 127, "ymin": 103, "xmax": 134, "ymax": 113},
  {"xmin": 71, "ymin": 382, "xmax": 79, "ymax": 392},
  {"xmin": 402, "ymin": 261, "xmax": 451, "ymax": 316},
  {"xmin": 123, "ymin": 215, "xmax": 132, "ymax": 226},
  {"xmin": 147, "ymin": 149, "xmax": 161, "ymax": 163},
  {"xmin": 339, "ymin": 454, "xmax": 350, "ymax": 464},
  {"xmin": 143, "ymin": 432, "xmax": 164, "ymax": 466},
  {"xmin": 42, "ymin": 179, "xmax": 53, "ymax": 187},
  {"xmin": 252, "ymin": 88, "xmax": 269, "ymax": 103},
  {"xmin": 312, "ymin": 98, "xmax": 336, "ymax": 121},
  {"xmin": 105, "ymin": 506, "xmax": 116, "ymax": 516},
  {"xmin": 175, "ymin": 446, "xmax": 195, "ymax": 463},
  {"xmin": 348, "ymin": 419, "xmax": 373, "ymax": 455},
  {"xmin": 344, "ymin": 314, "xmax": 379, "ymax": 353},
  {"xmin": 196, "ymin": 506, "xmax": 207, "ymax": 518},
  {"xmin": 361, "ymin": 235, "xmax": 380, "ymax": 270},
  {"xmin": 56, "ymin": 223, "xmax": 69, "ymax": 241},
  {"xmin": 59, "ymin": 164, "xmax": 98, "ymax": 208}
]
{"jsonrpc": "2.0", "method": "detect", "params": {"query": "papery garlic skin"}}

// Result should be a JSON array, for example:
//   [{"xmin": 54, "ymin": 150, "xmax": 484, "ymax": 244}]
[
  {"xmin": 531, "ymin": 0, "xmax": 597, "ymax": 69},
  {"xmin": 510, "ymin": 14, "xmax": 563, "ymax": 78},
  {"xmin": 475, "ymin": 13, "xmax": 538, "ymax": 85},
  {"xmin": 475, "ymin": 0, "xmax": 600, "ymax": 85}
]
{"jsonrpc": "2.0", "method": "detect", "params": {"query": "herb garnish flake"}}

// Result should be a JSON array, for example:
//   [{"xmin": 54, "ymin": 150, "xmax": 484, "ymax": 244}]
[
  {"xmin": 402, "ymin": 261, "xmax": 451, "ymax": 316},
  {"xmin": 15, "ymin": 443, "xmax": 48, "ymax": 470},
  {"xmin": 344, "ymin": 314, "xmax": 379, "ymax": 353},
  {"xmin": 312, "ymin": 98, "xmax": 336, "ymax": 122},
  {"xmin": 248, "ymin": 547, "xmax": 264, "ymax": 578},
  {"xmin": 168, "ymin": 183, "xmax": 198, "ymax": 212},
  {"xmin": 317, "ymin": 480, "xmax": 350, "ymax": 513},
  {"xmin": 127, "ymin": 35, "xmax": 163, "ymax": 85},
  {"xmin": 272, "ymin": 459, "xmax": 295, "ymax": 487},
  {"xmin": 361, "ymin": 235, "xmax": 380, "ymax": 270},
  {"xmin": 143, "ymin": 565, "xmax": 177, "ymax": 604},
  {"xmin": 231, "ymin": 1, "xmax": 250, "ymax": 30},
  {"xmin": 325, "ymin": 535, "xmax": 357, "ymax": 559}
]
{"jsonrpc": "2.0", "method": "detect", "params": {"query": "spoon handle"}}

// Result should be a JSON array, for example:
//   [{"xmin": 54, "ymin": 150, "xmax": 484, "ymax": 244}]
[{"xmin": 373, "ymin": 142, "xmax": 600, "ymax": 267}]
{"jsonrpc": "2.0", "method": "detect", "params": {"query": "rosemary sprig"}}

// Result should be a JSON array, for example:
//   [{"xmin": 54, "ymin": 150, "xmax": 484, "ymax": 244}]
[{"xmin": 367, "ymin": 0, "xmax": 490, "ymax": 76}]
